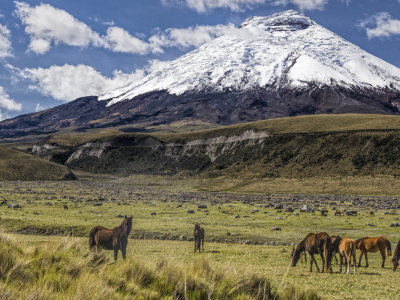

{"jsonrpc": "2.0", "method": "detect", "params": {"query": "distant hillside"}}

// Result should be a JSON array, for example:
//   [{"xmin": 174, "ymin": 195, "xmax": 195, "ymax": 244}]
[
  {"xmin": 0, "ymin": 146, "xmax": 76, "ymax": 181},
  {"xmin": 30, "ymin": 114, "xmax": 400, "ymax": 178}
]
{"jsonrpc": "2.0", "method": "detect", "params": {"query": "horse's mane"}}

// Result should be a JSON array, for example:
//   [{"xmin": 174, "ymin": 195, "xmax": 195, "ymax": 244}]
[
  {"xmin": 120, "ymin": 216, "xmax": 132, "ymax": 235},
  {"xmin": 295, "ymin": 233, "xmax": 313, "ymax": 253}
]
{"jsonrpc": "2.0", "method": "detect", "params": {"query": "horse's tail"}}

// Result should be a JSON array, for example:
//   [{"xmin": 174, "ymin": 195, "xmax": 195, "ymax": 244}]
[
  {"xmin": 387, "ymin": 239, "xmax": 392, "ymax": 257},
  {"xmin": 89, "ymin": 227, "xmax": 100, "ymax": 250},
  {"xmin": 324, "ymin": 236, "xmax": 332, "ymax": 273}
]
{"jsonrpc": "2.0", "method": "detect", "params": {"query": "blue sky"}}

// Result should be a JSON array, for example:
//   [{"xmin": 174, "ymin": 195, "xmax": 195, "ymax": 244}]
[{"xmin": 0, "ymin": 0, "xmax": 399, "ymax": 120}]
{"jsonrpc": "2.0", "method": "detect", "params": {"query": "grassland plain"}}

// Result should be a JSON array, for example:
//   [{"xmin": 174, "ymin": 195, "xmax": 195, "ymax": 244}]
[
  {"xmin": 0, "ymin": 177, "xmax": 400, "ymax": 299},
  {"xmin": 1, "ymin": 233, "xmax": 399, "ymax": 300}
]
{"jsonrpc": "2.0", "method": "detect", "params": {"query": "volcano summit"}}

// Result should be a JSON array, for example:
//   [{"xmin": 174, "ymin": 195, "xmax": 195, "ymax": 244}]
[{"xmin": 2, "ymin": 10, "xmax": 400, "ymax": 137}]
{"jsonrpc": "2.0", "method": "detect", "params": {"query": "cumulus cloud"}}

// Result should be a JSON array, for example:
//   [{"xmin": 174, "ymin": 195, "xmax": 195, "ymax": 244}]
[
  {"xmin": 0, "ymin": 86, "xmax": 22, "ymax": 121},
  {"xmin": 12, "ymin": 64, "xmax": 145, "ymax": 101},
  {"xmin": 13, "ymin": 2, "xmax": 271, "ymax": 56},
  {"xmin": 7, "ymin": 60, "xmax": 172, "ymax": 102},
  {"xmin": 273, "ymin": 0, "xmax": 328, "ymax": 11},
  {"xmin": 103, "ymin": 26, "xmax": 157, "ymax": 55},
  {"xmin": 15, "ymin": 2, "xmax": 104, "ymax": 54},
  {"xmin": 145, "ymin": 59, "xmax": 172, "ymax": 73},
  {"xmin": 0, "ymin": 23, "xmax": 12, "ymax": 58},
  {"xmin": 35, "ymin": 103, "xmax": 45, "ymax": 112},
  {"xmin": 162, "ymin": 0, "xmax": 331, "ymax": 12},
  {"xmin": 359, "ymin": 12, "xmax": 400, "ymax": 39}
]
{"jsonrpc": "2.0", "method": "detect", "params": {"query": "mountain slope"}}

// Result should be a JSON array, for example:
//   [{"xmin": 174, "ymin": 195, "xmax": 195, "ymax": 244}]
[
  {"xmin": 0, "ymin": 146, "xmax": 76, "ymax": 181},
  {"xmin": 1, "ymin": 10, "xmax": 400, "ymax": 138}
]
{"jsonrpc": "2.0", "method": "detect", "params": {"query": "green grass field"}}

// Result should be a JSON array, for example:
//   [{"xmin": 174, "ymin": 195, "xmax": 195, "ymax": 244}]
[
  {"xmin": 0, "ymin": 177, "xmax": 400, "ymax": 299},
  {"xmin": 1, "ymin": 233, "xmax": 398, "ymax": 299}
]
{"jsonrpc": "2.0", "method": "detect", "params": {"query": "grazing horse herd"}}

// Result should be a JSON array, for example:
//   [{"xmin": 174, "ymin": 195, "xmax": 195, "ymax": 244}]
[
  {"xmin": 291, "ymin": 232, "xmax": 397, "ymax": 274},
  {"xmin": 88, "ymin": 218, "xmax": 400, "ymax": 276}
]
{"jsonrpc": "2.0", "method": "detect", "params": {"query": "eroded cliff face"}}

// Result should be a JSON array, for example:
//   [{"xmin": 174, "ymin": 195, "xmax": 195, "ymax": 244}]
[
  {"xmin": 33, "ymin": 130, "xmax": 268, "ymax": 173},
  {"xmin": 32, "ymin": 128, "xmax": 400, "ymax": 178}
]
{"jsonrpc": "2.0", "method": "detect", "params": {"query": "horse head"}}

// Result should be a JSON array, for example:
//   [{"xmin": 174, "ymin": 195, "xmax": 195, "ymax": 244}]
[
  {"xmin": 291, "ymin": 246, "xmax": 301, "ymax": 267},
  {"xmin": 122, "ymin": 215, "xmax": 133, "ymax": 236},
  {"xmin": 392, "ymin": 257, "xmax": 399, "ymax": 271}
]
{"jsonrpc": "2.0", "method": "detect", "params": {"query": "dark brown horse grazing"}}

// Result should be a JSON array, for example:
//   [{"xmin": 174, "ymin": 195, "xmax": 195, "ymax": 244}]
[
  {"xmin": 330, "ymin": 235, "xmax": 343, "ymax": 264},
  {"xmin": 63, "ymin": 205, "xmax": 68, "ymax": 210},
  {"xmin": 391, "ymin": 239, "xmax": 400, "ymax": 271},
  {"xmin": 355, "ymin": 236, "xmax": 391, "ymax": 269},
  {"xmin": 89, "ymin": 215, "xmax": 132, "ymax": 261},
  {"xmin": 291, "ymin": 232, "xmax": 332, "ymax": 273},
  {"xmin": 320, "ymin": 210, "xmax": 328, "ymax": 216},
  {"xmin": 193, "ymin": 224, "xmax": 204, "ymax": 253},
  {"xmin": 369, "ymin": 211, "xmax": 374, "ymax": 217}
]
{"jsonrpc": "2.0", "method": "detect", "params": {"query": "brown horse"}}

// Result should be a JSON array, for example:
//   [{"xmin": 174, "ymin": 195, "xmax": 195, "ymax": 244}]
[
  {"xmin": 89, "ymin": 215, "xmax": 132, "ymax": 261},
  {"xmin": 320, "ymin": 210, "xmax": 328, "ymax": 216},
  {"xmin": 355, "ymin": 236, "xmax": 391, "ymax": 268},
  {"xmin": 63, "ymin": 205, "xmax": 68, "ymax": 210},
  {"xmin": 334, "ymin": 211, "xmax": 341, "ymax": 216},
  {"xmin": 330, "ymin": 235, "xmax": 342, "ymax": 264},
  {"xmin": 339, "ymin": 238, "xmax": 357, "ymax": 274},
  {"xmin": 391, "ymin": 239, "xmax": 400, "ymax": 271},
  {"xmin": 193, "ymin": 224, "xmax": 204, "ymax": 253},
  {"xmin": 291, "ymin": 232, "xmax": 332, "ymax": 273},
  {"xmin": 369, "ymin": 211, "xmax": 374, "ymax": 217}
]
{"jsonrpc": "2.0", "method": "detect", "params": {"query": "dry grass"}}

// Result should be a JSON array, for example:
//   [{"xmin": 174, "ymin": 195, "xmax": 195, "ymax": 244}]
[{"xmin": 0, "ymin": 232, "xmax": 320, "ymax": 300}]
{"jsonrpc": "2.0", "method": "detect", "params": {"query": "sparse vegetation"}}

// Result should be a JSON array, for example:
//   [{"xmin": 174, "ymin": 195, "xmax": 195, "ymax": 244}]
[{"xmin": 0, "ymin": 232, "xmax": 321, "ymax": 299}]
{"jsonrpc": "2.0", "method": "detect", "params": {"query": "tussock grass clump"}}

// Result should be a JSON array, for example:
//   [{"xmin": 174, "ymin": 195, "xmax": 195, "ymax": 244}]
[{"xmin": 0, "ymin": 233, "xmax": 320, "ymax": 299}]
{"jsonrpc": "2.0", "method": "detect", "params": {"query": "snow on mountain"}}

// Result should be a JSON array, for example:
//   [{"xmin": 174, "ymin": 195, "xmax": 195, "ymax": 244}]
[{"xmin": 101, "ymin": 10, "xmax": 400, "ymax": 106}]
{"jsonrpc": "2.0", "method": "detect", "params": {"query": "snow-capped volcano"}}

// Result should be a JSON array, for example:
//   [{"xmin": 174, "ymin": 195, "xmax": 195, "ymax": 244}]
[
  {"xmin": 99, "ymin": 10, "xmax": 400, "ymax": 107},
  {"xmin": 2, "ymin": 10, "xmax": 400, "ymax": 138}
]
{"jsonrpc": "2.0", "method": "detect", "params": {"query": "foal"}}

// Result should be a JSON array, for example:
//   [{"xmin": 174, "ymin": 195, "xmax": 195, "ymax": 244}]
[
  {"xmin": 89, "ymin": 216, "xmax": 132, "ymax": 261},
  {"xmin": 193, "ymin": 224, "xmax": 205, "ymax": 253},
  {"xmin": 339, "ymin": 238, "xmax": 357, "ymax": 274}
]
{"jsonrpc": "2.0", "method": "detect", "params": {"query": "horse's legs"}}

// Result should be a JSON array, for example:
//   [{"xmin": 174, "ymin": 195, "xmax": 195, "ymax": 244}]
[
  {"xmin": 194, "ymin": 239, "xmax": 197, "ymax": 253},
  {"xmin": 202, "ymin": 238, "xmax": 204, "ymax": 252},
  {"xmin": 114, "ymin": 248, "xmax": 118, "ymax": 261},
  {"xmin": 379, "ymin": 247, "xmax": 386, "ymax": 269},
  {"xmin": 309, "ymin": 253, "xmax": 320, "ymax": 272},
  {"xmin": 121, "ymin": 247, "xmax": 127, "ymax": 260},
  {"xmin": 339, "ymin": 254, "xmax": 343, "ymax": 273},
  {"xmin": 333, "ymin": 253, "xmax": 338, "ymax": 265},
  {"xmin": 365, "ymin": 252, "xmax": 369, "ymax": 268},
  {"xmin": 319, "ymin": 249, "xmax": 325, "ymax": 273},
  {"xmin": 353, "ymin": 251, "xmax": 357, "ymax": 274},
  {"xmin": 358, "ymin": 250, "xmax": 364, "ymax": 267},
  {"xmin": 345, "ymin": 256, "xmax": 350, "ymax": 274}
]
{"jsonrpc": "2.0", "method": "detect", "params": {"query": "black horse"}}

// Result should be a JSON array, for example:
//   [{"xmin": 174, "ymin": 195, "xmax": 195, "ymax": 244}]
[
  {"xmin": 291, "ymin": 232, "xmax": 332, "ymax": 273},
  {"xmin": 193, "ymin": 224, "xmax": 205, "ymax": 253}
]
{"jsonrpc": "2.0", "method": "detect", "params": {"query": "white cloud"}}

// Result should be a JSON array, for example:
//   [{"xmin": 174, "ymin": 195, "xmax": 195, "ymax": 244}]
[
  {"xmin": 15, "ymin": 2, "xmax": 103, "ymax": 54},
  {"xmin": 273, "ymin": 0, "xmax": 328, "ymax": 11},
  {"xmin": 6, "ymin": 59, "xmax": 173, "ymax": 102},
  {"xmin": 0, "ymin": 23, "xmax": 12, "ymax": 58},
  {"xmin": 103, "ymin": 26, "xmax": 155, "ymax": 55},
  {"xmin": 13, "ymin": 64, "xmax": 145, "ymax": 102},
  {"xmin": 145, "ymin": 59, "xmax": 172, "ymax": 73},
  {"xmin": 13, "ymin": 2, "xmax": 276, "ymax": 56},
  {"xmin": 359, "ymin": 12, "xmax": 400, "ymax": 39},
  {"xmin": 35, "ymin": 103, "xmax": 45, "ymax": 112},
  {"xmin": 162, "ymin": 0, "xmax": 331, "ymax": 12},
  {"xmin": 0, "ymin": 86, "xmax": 22, "ymax": 121}
]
